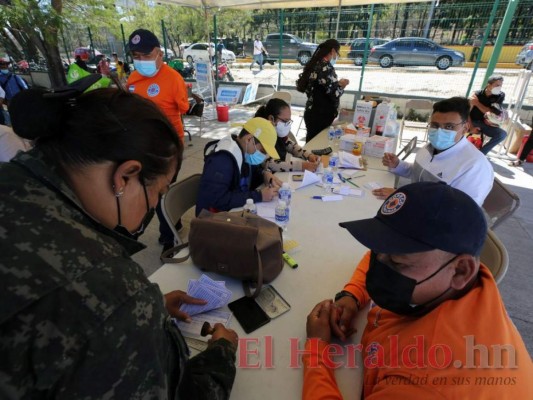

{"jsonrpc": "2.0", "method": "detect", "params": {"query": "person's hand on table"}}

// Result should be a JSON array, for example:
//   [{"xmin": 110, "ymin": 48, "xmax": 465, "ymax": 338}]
[
  {"xmin": 303, "ymin": 160, "xmax": 319, "ymax": 172},
  {"xmin": 209, "ymin": 323, "xmax": 239, "ymax": 352},
  {"xmin": 382, "ymin": 152, "xmax": 399, "ymax": 168},
  {"xmin": 307, "ymin": 154, "xmax": 320, "ymax": 163},
  {"xmin": 339, "ymin": 78, "xmax": 350, "ymax": 89},
  {"xmin": 263, "ymin": 171, "xmax": 282, "ymax": 188},
  {"xmin": 330, "ymin": 296, "xmax": 358, "ymax": 341},
  {"xmin": 307, "ymin": 300, "xmax": 334, "ymax": 343},
  {"xmin": 261, "ymin": 186, "xmax": 279, "ymax": 201},
  {"xmin": 372, "ymin": 187, "xmax": 395, "ymax": 200},
  {"xmin": 164, "ymin": 290, "xmax": 207, "ymax": 322}
]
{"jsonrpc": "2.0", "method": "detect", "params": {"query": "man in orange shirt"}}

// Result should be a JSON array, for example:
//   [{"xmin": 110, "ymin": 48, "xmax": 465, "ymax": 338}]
[
  {"xmin": 127, "ymin": 29, "xmax": 190, "ymax": 253},
  {"xmin": 304, "ymin": 182, "xmax": 532, "ymax": 399}
]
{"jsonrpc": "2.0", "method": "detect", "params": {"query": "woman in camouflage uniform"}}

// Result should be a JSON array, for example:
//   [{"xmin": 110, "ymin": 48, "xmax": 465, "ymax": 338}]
[{"xmin": 0, "ymin": 76, "xmax": 237, "ymax": 399}]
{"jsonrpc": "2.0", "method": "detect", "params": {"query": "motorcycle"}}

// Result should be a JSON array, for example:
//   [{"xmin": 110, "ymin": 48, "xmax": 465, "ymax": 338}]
[{"xmin": 214, "ymin": 61, "xmax": 234, "ymax": 82}]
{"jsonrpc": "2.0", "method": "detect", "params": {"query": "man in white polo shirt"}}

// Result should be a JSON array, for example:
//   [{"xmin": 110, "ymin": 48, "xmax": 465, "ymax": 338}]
[
  {"xmin": 372, "ymin": 97, "xmax": 493, "ymax": 206},
  {"xmin": 250, "ymin": 35, "xmax": 268, "ymax": 71}
]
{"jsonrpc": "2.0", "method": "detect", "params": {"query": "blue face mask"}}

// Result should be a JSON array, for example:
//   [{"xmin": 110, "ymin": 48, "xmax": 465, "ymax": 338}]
[
  {"xmin": 428, "ymin": 127, "xmax": 457, "ymax": 151},
  {"xmin": 244, "ymin": 140, "xmax": 267, "ymax": 165},
  {"xmin": 330, "ymin": 57, "xmax": 337, "ymax": 66},
  {"xmin": 133, "ymin": 59, "xmax": 159, "ymax": 77},
  {"xmin": 0, "ymin": 69, "xmax": 9, "ymax": 74}
]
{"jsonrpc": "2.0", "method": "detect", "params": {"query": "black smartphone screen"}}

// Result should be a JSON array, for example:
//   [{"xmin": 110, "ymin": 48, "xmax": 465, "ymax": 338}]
[{"xmin": 228, "ymin": 296, "xmax": 271, "ymax": 334}]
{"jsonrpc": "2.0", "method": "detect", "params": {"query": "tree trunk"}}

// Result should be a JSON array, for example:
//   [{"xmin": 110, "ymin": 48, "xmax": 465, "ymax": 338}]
[{"xmin": 400, "ymin": 4, "xmax": 409, "ymax": 37}]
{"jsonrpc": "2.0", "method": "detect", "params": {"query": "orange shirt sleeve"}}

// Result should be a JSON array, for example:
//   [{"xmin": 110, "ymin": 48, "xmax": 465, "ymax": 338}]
[
  {"xmin": 343, "ymin": 251, "xmax": 372, "ymax": 309},
  {"xmin": 174, "ymin": 73, "xmax": 190, "ymax": 115},
  {"xmin": 302, "ymin": 338, "xmax": 343, "ymax": 400}
]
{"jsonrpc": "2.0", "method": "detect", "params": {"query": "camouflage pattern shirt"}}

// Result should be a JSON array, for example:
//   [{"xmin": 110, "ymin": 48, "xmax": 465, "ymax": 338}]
[{"xmin": 0, "ymin": 149, "xmax": 236, "ymax": 399}]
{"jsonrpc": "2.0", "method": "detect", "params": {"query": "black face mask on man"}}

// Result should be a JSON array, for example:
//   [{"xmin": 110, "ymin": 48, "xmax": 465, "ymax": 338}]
[
  {"xmin": 366, "ymin": 251, "xmax": 457, "ymax": 316},
  {"xmin": 113, "ymin": 177, "xmax": 155, "ymax": 240}
]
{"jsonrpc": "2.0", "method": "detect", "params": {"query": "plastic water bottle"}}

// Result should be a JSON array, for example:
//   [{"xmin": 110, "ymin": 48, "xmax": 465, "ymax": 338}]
[
  {"xmin": 334, "ymin": 127, "xmax": 343, "ymax": 149},
  {"xmin": 278, "ymin": 182, "xmax": 292, "ymax": 206},
  {"xmin": 329, "ymin": 152, "xmax": 339, "ymax": 172},
  {"xmin": 275, "ymin": 200, "xmax": 289, "ymax": 231},
  {"xmin": 322, "ymin": 167, "xmax": 334, "ymax": 193},
  {"xmin": 243, "ymin": 198, "xmax": 257, "ymax": 214},
  {"xmin": 328, "ymin": 126, "xmax": 335, "ymax": 145}
]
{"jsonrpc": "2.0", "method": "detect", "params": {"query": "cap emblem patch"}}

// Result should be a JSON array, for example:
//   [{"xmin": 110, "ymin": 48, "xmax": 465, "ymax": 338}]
[{"xmin": 381, "ymin": 192, "xmax": 406, "ymax": 215}]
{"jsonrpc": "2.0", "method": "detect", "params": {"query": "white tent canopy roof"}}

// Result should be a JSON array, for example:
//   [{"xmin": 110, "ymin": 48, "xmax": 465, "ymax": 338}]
[{"xmin": 158, "ymin": 0, "xmax": 430, "ymax": 9}]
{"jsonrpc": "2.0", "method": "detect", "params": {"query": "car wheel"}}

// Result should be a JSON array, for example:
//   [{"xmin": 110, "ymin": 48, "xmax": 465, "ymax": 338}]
[
  {"xmin": 186, "ymin": 55, "xmax": 193, "ymax": 64},
  {"xmin": 436, "ymin": 56, "xmax": 451, "ymax": 70},
  {"xmin": 298, "ymin": 52, "xmax": 312, "ymax": 65},
  {"xmin": 379, "ymin": 55, "xmax": 393, "ymax": 68},
  {"xmin": 353, "ymin": 54, "xmax": 364, "ymax": 66}
]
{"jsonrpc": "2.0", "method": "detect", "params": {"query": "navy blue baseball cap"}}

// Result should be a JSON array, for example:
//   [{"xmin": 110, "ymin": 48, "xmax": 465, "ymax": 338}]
[
  {"xmin": 128, "ymin": 29, "xmax": 160, "ymax": 53},
  {"xmin": 339, "ymin": 182, "xmax": 487, "ymax": 256}
]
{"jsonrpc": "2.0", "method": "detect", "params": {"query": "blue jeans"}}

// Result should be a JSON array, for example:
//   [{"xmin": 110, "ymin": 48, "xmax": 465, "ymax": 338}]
[
  {"xmin": 250, "ymin": 53, "xmax": 263, "ymax": 70},
  {"xmin": 471, "ymin": 120, "xmax": 507, "ymax": 155}
]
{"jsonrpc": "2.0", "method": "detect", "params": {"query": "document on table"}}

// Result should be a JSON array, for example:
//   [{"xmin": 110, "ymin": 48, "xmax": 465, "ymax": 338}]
[
  {"xmin": 290, "ymin": 170, "xmax": 320, "ymax": 190},
  {"xmin": 180, "ymin": 274, "xmax": 232, "ymax": 316},
  {"xmin": 256, "ymin": 201, "xmax": 277, "ymax": 222},
  {"xmin": 339, "ymin": 151, "xmax": 363, "ymax": 169}
]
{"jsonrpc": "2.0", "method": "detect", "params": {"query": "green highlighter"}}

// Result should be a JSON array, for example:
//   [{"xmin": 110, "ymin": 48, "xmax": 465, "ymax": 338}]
[{"xmin": 282, "ymin": 252, "xmax": 298, "ymax": 269}]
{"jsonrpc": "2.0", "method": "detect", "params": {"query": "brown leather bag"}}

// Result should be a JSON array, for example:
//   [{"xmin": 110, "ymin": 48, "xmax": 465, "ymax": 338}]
[{"xmin": 162, "ymin": 210, "xmax": 283, "ymax": 297}]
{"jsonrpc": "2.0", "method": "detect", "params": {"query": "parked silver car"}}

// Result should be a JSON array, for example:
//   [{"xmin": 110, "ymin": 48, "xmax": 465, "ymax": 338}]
[
  {"xmin": 368, "ymin": 37, "xmax": 465, "ymax": 70},
  {"xmin": 515, "ymin": 42, "xmax": 533, "ymax": 69}
]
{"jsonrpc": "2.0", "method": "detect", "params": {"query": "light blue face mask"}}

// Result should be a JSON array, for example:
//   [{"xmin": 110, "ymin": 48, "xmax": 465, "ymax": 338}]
[
  {"xmin": 244, "ymin": 140, "xmax": 267, "ymax": 165},
  {"xmin": 0, "ymin": 69, "xmax": 9, "ymax": 74},
  {"xmin": 133, "ymin": 59, "xmax": 159, "ymax": 77},
  {"xmin": 428, "ymin": 127, "xmax": 457, "ymax": 151},
  {"xmin": 330, "ymin": 57, "xmax": 337, "ymax": 66}
]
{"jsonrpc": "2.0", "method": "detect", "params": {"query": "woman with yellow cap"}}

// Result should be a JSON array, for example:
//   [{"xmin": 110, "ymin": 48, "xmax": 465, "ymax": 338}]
[{"xmin": 196, "ymin": 117, "xmax": 281, "ymax": 215}]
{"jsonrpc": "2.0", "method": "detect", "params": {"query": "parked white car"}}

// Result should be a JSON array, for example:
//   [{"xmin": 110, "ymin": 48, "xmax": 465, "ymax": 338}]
[{"xmin": 183, "ymin": 43, "xmax": 236, "ymax": 64}]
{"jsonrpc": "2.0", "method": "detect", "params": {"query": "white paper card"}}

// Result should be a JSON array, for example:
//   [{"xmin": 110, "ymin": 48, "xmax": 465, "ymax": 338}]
[
  {"xmin": 334, "ymin": 186, "xmax": 364, "ymax": 197},
  {"xmin": 321, "ymin": 195, "xmax": 343, "ymax": 202},
  {"xmin": 294, "ymin": 170, "xmax": 320, "ymax": 190},
  {"xmin": 364, "ymin": 181, "xmax": 384, "ymax": 190}
]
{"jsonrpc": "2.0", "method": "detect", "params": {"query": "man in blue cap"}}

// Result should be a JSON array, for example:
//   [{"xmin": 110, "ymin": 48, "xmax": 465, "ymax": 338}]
[
  {"xmin": 126, "ymin": 28, "xmax": 190, "ymax": 255},
  {"xmin": 303, "ymin": 182, "xmax": 532, "ymax": 399}
]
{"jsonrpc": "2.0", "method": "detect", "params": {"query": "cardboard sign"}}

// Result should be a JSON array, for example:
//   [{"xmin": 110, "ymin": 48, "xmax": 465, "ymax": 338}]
[
  {"xmin": 242, "ymin": 82, "xmax": 259, "ymax": 105},
  {"xmin": 216, "ymin": 86, "xmax": 242, "ymax": 104}
]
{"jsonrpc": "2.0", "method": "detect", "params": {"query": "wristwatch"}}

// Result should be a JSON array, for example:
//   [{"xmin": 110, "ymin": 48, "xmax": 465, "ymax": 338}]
[{"xmin": 334, "ymin": 290, "xmax": 360, "ymax": 311}]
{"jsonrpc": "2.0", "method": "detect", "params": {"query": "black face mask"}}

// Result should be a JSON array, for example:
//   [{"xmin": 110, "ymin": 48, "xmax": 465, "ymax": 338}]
[
  {"xmin": 113, "ymin": 178, "xmax": 155, "ymax": 240},
  {"xmin": 366, "ymin": 251, "xmax": 457, "ymax": 316}
]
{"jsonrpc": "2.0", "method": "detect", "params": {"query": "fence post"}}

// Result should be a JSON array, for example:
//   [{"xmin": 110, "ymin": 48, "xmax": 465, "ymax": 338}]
[
  {"xmin": 354, "ymin": 3, "xmax": 374, "ymax": 108},
  {"xmin": 483, "ymin": 0, "xmax": 520, "ymax": 86},
  {"xmin": 466, "ymin": 0, "xmax": 501, "ymax": 96}
]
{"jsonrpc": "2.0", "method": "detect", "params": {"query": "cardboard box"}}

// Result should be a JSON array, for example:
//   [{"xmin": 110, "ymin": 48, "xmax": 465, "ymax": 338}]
[
  {"xmin": 353, "ymin": 101, "xmax": 373, "ymax": 127},
  {"xmin": 343, "ymin": 123, "xmax": 370, "ymax": 136},
  {"xmin": 340, "ymin": 134, "xmax": 368, "ymax": 152},
  {"xmin": 371, "ymin": 102, "xmax": 394, "ymax": 135},
  {"xmin": 363, "ymin": 135, "xmax": 396, "ymax": 158}
]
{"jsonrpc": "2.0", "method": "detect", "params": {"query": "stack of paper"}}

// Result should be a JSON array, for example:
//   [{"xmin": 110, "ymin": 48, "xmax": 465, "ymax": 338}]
[
  {"xmin": 338, "ymin": 151, "xmax": 363, "ymax": 169},
  {"xmin": 180, "ymin": 274, "xmax": 232, "ymax": 316}
]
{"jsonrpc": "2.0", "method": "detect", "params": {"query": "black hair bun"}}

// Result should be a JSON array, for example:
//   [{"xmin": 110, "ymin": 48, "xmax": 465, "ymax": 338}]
[{"xmin": 9, "ymin": 89, "xmax": 66, "ymax": 140}]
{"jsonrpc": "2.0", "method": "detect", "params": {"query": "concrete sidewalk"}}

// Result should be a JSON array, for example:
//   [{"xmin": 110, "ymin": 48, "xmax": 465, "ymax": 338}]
[{"xmin": 133, "ymin": 105, "xmax": 533, "ymax": 355}]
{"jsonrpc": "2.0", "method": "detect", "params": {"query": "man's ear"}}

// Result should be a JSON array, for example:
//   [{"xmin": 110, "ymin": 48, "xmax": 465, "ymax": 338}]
[
  {"xmin": 112, "ymin": 160, "xmax": 142, "ymax": 194},
  {"xmin": 450, "ymin": 255, "xmax": 478, "ymax": 290}
]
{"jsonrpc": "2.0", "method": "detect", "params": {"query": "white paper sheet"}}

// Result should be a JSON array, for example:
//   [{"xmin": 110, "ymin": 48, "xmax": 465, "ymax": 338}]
[
  {"xmin": 338, "ymin": 151, "xmax": 363, "ymax": 169},
  {"xmin": 291, "ymin": 170, "xmax": 321, "ymax": 190}
]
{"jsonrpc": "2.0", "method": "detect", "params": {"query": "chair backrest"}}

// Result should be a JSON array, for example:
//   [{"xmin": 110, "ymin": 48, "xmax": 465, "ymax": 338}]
[
  {"xmin": 161, "ymin": 174, "xmax": 202, "ymax": 245},
  {"xmin": 404, "ymin": 99, "xmax": 434, "ymax": 114},
  {"xmin": 482, "ymin": 177, "xmax": 520, "ymax": 229},
  {"xmin": 480, "ymin": 229, "xmax": 509, "ymax": 284},
  {"xmin": 396, "ymin": 136, "xmax": 417, "ymax": 160},
  {"xmin": 271, "ymin": 90, "xmax": 292, "ymax": 105}
]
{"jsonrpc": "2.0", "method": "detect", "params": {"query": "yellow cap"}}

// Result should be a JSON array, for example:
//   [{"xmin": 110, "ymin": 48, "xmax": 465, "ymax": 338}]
[{"xmin": 237, "ymin": 117, "xmax": 280, "ymax": 159}]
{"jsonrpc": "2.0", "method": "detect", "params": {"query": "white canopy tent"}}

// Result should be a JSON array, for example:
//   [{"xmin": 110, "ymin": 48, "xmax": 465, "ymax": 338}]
[{"xmin": 158, "ymin": 0, "xmax": 430, "ymax": 9}]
